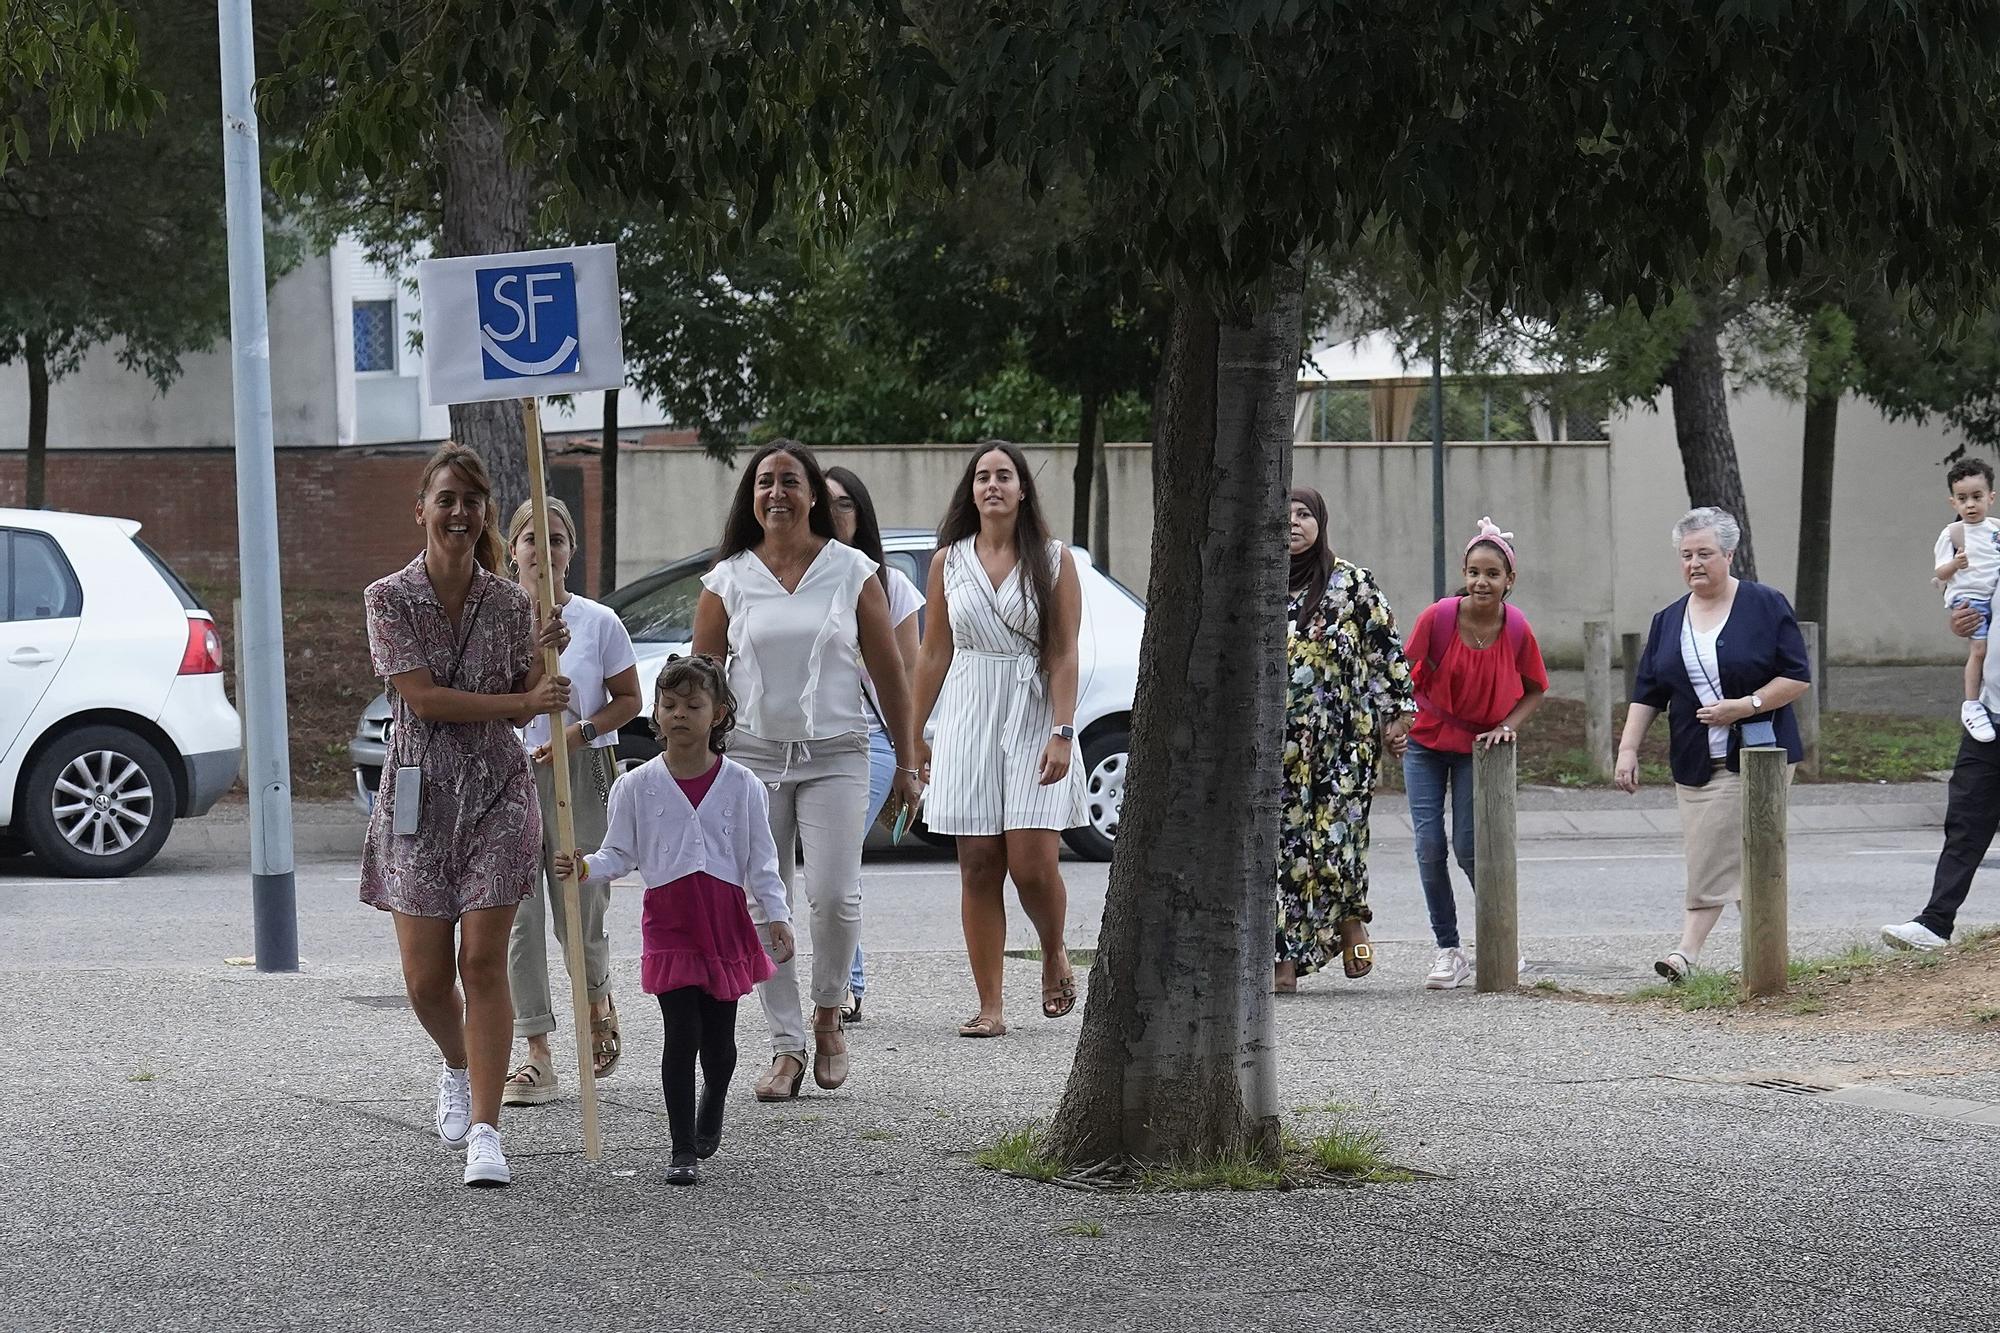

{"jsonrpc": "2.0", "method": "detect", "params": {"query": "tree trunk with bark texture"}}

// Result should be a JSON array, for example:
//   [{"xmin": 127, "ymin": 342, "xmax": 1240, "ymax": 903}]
[
  {"xmin": 600, "ymin": 386, "xmax": 620, "ymax": 597},
  {"xmin": 25, "ymin": 331, "xmax": 49, "ymax": 509},
  {"xmin": 1043, "ymin": 264, "xmax": 1300, "ymax": 1168},
  {"xmin": 1796, "ymin": 383, "xmax": 1837, "ymax": 703},
  {"xmin": 440, "ymin": 95, "xmax": 535, "ymax": 527},
  {"xmin": 1661, "ymin": 316, "xmax": 1758, "ymax": 580},
  {"xmin": 1072, "ymin": 388, "xmax": 1100, "ymax": 548}
]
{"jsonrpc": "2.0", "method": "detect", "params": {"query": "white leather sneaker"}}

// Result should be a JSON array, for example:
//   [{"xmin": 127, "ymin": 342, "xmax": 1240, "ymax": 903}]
[
  {"xmin": 1882, "ymin": 921, "xmax": 1949, "ymax": 953},
  {"xmin": 463, "ymin": 1123, "xmax": 511, "ymax": 1187},
  {"xmin": 1425, "ymin": 947, "xmax": 1471, "ymax": 990},
  {"xmin": 1962, "ymin": 701, "xmax": 1995, "ymax": 743},
  {"xmin": 434, "ymin": 1064, "xmax": 472, "ymax": 1149}
]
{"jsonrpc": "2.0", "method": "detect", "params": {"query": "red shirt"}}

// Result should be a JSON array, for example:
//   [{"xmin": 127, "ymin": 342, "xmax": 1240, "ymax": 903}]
[
  {"xmin": 671, "ymin": 756, "xmax": 723, "ymax": 807},
  {"xmin": 1403, "ymin": 600, "xmax": 1549, "ymax": 754}
]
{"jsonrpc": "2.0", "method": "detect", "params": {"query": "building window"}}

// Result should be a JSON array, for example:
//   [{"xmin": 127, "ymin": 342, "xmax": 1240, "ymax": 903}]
[{"xmin": 353, "ymin": 299, "xmax": 396, "ymax": 373}]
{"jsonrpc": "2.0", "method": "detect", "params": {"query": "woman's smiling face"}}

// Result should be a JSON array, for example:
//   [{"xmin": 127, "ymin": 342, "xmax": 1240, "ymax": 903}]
[
  {"xmin": 754, "ymin": 451, "xmax": 812, "ymax": 534},
  {"xmin": 417, "ymin": 464, "xmax": 486, "ymax": 557}
]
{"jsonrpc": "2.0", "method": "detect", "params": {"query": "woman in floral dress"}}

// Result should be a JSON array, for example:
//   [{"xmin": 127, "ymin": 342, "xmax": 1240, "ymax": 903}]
[
  {"xmin": 1276, "ymin": 487, "xmax": 1413, "ymax": 991},
  {"xmin": 359, "ymin": 442, "xmax": 571, "ymax": 1188}
]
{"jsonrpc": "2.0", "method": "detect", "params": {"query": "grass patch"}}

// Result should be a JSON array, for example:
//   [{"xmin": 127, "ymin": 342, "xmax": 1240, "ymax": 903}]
[
  {"xmin": 126, "ymin": 1071, "xmax": 156, "ymax": 1083},
  {"xmin": 974, "ymin": 1126, "xmax": 1064, "ymax": 1182},
  {"xmin": 1058, "ymin": 1219, "xmax": 1106, "ymax": 1237},
  {"xmin": 1787, "ymin": 942, "xmax": 1879, "ymax": 984},
  {"xmin": 857, "ymin": 1129, "xmax": 898, "ymax": 1142},
  {"xmin": 1002, "ymin": 947, "xmax": 1097, "ymax": 966},
  {"xmin": 1137, "ymin": 1150, "xmax": 1285, "ymax": 1192},
  {"xmin": 1531, "ymin": 977, "xmax": 1562, "ymax": 993},
  {"xmin": 1289, "ymin": 1124, "xmax": 1397, "ymax": 1177},
  {"xmin": 1972, "ymin": 1008, "xmax": 2000, "ymax": 1025}
]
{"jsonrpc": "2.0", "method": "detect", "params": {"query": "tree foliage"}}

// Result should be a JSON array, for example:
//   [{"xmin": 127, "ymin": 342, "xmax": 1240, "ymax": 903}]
[{"xmin": 0, "ymin": 0, "xmax": 160, "ymax": 173}]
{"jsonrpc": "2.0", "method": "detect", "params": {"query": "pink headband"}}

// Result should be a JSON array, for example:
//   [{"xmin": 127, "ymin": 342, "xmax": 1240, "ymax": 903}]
[{"xmin": 1465, "ymin": 516, "xmax": 1516, "ymax": 571}]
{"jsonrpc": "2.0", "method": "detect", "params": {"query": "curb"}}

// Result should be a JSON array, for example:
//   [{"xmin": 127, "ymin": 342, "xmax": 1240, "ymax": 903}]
[{"xmin": 167, "ymin": 801, "xmax": 1948, "ymax": 860}]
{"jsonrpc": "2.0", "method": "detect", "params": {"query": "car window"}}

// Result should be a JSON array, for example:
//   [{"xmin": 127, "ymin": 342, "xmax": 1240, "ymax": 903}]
[
  {"xmin": 133, "ymin": 538, "xmax": 204, "ymax": 611},
  {"xmin": 6, "ymin": 530, "xmax": 83, "ymax": 622},
  {"xmin": 609, "ymin": 567, "xmax": 705, "ymax": 643}
]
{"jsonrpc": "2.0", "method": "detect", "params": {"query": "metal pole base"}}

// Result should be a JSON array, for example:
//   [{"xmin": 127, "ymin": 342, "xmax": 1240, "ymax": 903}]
[{"xmin": 253, "ymin": 871, "xmax": 300, "ymax": 972}]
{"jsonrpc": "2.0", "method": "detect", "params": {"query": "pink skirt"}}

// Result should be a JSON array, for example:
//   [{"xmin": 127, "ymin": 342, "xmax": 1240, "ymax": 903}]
[{"xmin": 640, "ymin": 872, "xmax": 776, "ymax": 1001}]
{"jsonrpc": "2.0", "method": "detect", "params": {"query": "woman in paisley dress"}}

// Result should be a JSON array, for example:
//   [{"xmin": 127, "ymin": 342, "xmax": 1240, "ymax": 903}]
[
  {"xmin": 1276, "ymin": 487, "xmax": 1413, "ymax": 992},
  {"xmin": 358, "ymin": 442, "xmax": 571, "ymax": 1188}
]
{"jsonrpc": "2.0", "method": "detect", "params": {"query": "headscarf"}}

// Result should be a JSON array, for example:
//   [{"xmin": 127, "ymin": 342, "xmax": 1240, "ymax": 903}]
[
  {"xmin": 1289, "ymin": 487, "xmax": 1335, "ymax": 624},
  {"xmin": 1465, "ymin": 516, "xmax": 1517, "ymax": 572}
]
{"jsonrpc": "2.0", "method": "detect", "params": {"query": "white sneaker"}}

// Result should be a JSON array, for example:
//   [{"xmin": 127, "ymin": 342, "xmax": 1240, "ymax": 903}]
[
  {"xmin": 1963, "ymin": 701, "xmax": 1996, "ymax": 742},
  {"xmin": 1425, "ymin": 947, "xmax": 1471, "ymax": 990},
  {"xmin": 463, "ymin": 1123, "xmax": 512, "ymax": 1187},
  {"xmin": 1882, "ymin": 921, "xmax": 1949, "ymax": 953},
  {"xmin": 435, "ymin": 1064, "xmax": 472, "ymax": 1149}
]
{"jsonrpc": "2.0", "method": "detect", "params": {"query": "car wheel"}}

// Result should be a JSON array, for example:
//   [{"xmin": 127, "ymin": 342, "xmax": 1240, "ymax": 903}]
[
  {"xmin": 20, "ymin": 725, "xmax": 177, "ymax": 877},
  {"xmin": 1062, "ymin": 725, "xmax": 1128, "ymax": 862}
]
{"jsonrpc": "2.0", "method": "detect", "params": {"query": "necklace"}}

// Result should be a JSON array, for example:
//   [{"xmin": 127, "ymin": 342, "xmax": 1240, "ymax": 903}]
[{"xmin": 1461, "ymin": 611, "xmax": 1501, "ymax": 649}]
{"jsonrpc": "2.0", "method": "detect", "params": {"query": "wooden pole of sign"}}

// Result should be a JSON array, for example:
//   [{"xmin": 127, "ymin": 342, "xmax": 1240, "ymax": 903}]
[{"xmin": 522, "ymin": 396, "xmax": 601, "ymax": 1160}]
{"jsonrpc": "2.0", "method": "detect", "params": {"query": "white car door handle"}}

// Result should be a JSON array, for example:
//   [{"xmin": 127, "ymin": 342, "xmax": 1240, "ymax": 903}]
[{"xmin": 8, "ymin": 648, "xmax": 54, "ymax": 666}]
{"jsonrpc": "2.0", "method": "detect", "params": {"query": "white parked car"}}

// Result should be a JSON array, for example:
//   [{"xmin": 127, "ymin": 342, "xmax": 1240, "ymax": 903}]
[
  {"xmin": 0, "ymin": 509, "xmax": 242, "ymax": 876},
  {"xmin": 352, "ymin": 531, "xmax": 1141, "ymax": 859}
]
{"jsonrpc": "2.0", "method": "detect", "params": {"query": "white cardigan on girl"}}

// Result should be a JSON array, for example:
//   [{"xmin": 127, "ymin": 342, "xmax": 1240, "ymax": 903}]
[{"xmin": 579, "ymin": 756, "xmax": 790, "ymax": 925}]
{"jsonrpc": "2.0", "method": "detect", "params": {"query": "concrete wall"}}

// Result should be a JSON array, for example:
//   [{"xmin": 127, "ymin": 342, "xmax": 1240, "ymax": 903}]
[
  {"xmin": 1611, "ymin": 386, "xmax": 1970, "ymax": 665},
  {"xmin": 615, "ymin": 440, "xmax": 1617, "ymax": 661},
  {"xmin": 0, "ymin": 259, "xmax": 340, "ymax": 451}
]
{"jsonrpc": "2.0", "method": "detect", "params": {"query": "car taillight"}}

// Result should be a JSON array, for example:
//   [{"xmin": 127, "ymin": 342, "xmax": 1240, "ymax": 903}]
[{"xmin": 180, "ymin": 617, "xmax": 224, "ymax": 675}]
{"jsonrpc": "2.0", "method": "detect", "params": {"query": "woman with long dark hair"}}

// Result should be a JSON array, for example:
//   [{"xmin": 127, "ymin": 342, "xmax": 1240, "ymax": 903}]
[
  {"xmin": 913, "ymin": 442, "xmax": 1085, "ymax": 1037},
  {"xmin": 359, "ymin": 442, "xmax": 571, "ymax": 1187},
  {"xmin": 1275, "ymin": 487, "xmax": 1412, "ymax": 992},
  {"xmin": 692, "ymin": 441, "xmax": 920, "ymax": 1100},
  {"xmin": 824, "ymin": 466, "xmax": 923, "ymax": 1024}
]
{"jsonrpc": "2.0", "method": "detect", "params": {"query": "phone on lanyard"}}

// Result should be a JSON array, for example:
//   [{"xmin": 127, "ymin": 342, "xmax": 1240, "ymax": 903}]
[
  {"xmin": 392, "ymin": 766, "xmax": 423, "ymax": 835},
  {"xmin": 891, "ymin": 802, "xmax": 914, "ymax": 846}
]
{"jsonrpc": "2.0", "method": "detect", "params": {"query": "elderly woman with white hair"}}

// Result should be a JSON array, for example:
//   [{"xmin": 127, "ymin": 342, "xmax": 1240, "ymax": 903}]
[{"xmin": 1615, "ymin": 507, "xmax": 1811, "ymax": 981}]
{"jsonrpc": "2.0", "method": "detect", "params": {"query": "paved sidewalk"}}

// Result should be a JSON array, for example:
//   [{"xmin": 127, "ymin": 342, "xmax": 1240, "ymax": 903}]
[{"xmin": 5, "ymin": 933, "xmax": 1998, "ymax": 1331}]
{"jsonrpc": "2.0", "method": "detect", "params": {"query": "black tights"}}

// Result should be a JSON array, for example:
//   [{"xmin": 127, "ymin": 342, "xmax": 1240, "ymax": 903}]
[{"xmin": 658, "ymin": 987, "xmax": 738, "ymax": 1156}]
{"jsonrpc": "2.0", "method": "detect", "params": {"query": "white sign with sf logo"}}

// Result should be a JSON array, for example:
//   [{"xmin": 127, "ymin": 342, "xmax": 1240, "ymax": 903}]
[{"xmin": 416, "ymin": 243, "xmax": 624, "ymax": 406}]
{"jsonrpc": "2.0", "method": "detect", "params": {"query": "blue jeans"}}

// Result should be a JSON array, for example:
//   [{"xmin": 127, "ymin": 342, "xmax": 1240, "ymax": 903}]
[
  {"xmin": 1403, "ymin": 740, "xmax": 1475, "ymax": 948},
  {"xmin": 850, "ymin": 728, "xmax": 896, "ymax": 998}
]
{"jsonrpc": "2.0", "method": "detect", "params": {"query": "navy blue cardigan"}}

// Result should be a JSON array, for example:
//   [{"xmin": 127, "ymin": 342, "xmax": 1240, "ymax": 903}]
[{"xmin": 1631, "ymin": 580, "xmax": 1811, "ymax": 787}]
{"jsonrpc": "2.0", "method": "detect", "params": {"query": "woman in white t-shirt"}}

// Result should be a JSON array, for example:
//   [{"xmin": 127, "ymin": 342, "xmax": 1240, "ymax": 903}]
[
  {"xmin": 693, "ymin": 442, "xmax": 921, "ymax": 1101},
  {"xmin": 824, "ymin": 466, "xmax": 923, "ymax": 1026},
  {"xmin": 500, "ymin": 499, "xmax": 644, "ymax": 1107}
]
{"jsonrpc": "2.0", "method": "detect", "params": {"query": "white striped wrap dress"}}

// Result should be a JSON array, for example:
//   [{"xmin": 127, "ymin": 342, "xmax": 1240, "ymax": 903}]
[{"xmin": 925, "ymin": 536, "xmax": 1087, "ymax": 836}]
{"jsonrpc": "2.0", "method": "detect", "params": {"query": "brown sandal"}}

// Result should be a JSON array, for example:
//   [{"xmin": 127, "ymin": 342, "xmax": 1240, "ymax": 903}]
[
  {"xmin": 958, "ymin": 1015, "xmax": 1008, "ymax": 1038},
  {"xmin": 754, "ymin": 1053, "xmax": 806, "ymax": 1102},
  {"xmin": 1041, "ymin": 971, "xmax": 1077, "ymax": 1019},
  {"xmin": 591, "ymin": 999, "xmax": 621, "ymax": 1079},
  {"xmin": 1342, "ymin": 941, "xmax": 1374, "ymax": 980}
]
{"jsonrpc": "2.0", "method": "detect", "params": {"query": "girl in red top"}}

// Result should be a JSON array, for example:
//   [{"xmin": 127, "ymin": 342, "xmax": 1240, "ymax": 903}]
[{"xmin": 1395, "ymin": 518, "xmax": 1548, "ymax": 990}]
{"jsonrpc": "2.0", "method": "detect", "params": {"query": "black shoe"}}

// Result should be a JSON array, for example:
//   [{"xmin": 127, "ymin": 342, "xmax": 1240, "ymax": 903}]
[
  {"xmin": 693, "ymin": 1091, "xmax": 725, "ymax": 1160},
  {"xmin": 665, "ymin": 1154, "xmax": 698, "ymax": 1186}
]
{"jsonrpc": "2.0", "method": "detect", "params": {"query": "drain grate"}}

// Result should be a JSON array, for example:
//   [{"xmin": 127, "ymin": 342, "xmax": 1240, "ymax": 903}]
[
  {"xmin": 344, "ymin": 994, "xmax": 410, "ymax": 1009},
  {"xmin": 1742, "ymin": 1077, "xmax": 1838, "ymax": 1096}
]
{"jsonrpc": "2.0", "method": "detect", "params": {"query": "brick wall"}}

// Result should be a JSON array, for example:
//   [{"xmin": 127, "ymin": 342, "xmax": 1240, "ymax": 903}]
[{"xmin": 0, "ymin": 439, "xmax": 625, "ymax": 600}]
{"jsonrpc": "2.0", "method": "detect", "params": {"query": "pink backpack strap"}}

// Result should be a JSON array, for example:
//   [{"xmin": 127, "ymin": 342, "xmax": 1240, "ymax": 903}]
[
  {"xmin": 1500, "ymin": 601, "xmax": 1527, "ymax": 659},
  {"xmin": 1424, "ymin": 597, "xmax": 1462, "ymax": 673}
]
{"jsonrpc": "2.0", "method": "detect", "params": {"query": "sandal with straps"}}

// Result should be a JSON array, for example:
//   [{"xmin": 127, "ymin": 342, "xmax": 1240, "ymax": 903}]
[
  {"xmin": 591, "ymin": 999, "xmax": 622, "ymax": 1079},
  {"xmin": 1041, "ymin": 970, "xmax": 1077, "ymax": 1020},
  {"xmin": 958, "ymin": 1015, "xmax": 1008, "ymax": 1038},
  {"xmin": 501, "ymin": 1055, "xmax": 559, "ymax": 1107}
]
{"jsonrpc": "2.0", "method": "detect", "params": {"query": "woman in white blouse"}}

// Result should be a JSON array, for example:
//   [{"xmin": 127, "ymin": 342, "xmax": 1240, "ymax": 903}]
[{"xmin": 693, "ymin": 442, "xmax": 921, "ymax": 1101}]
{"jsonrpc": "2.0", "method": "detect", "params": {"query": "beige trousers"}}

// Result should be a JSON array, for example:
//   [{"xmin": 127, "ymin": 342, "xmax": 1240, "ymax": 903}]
[{"xmin": 508, "ymin": 745, "xmax": 616, "ymax": 1039}]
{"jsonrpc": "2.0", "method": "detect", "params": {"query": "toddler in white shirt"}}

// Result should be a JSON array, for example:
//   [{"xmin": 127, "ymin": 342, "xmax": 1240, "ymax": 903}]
[
  {"xmin": 558, "ymin": 656, "xmax": 793, "ymax": 1187},
  {"xmin": 1934, "ymin": 457, "xmax": 2000, "ymax": 742}
]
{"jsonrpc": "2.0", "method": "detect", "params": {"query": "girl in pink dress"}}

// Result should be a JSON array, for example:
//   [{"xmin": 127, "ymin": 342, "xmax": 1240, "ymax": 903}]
[{"xmin": 559, "ymin": 656, "xmax": 794, "ymax": 1187}]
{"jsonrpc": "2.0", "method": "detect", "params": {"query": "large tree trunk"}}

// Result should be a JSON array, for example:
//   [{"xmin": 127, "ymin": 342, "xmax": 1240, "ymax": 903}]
[
  {"xmin": 1043, "ymin": 262, "xmax": 1301, "ymax": 1168},
  {"xmin": 25, "ymin": 330, "xmax": 49, "ymax": 509},
  {"xmin": 1072, "ymin": 387, "xmax": 1100, "ymax": 548},
  {"xmin": 440, "ymin": 95, "xmax": 535, "ymax": 526},
  {"xmin": 599, "ymin": 386, "xmax": 620, "ymax": 596},
  {"xmin": 1661, "ymin": 314, "xmax": 1757, "ymax": 579},
  {"xmin": 1796, "ymin": 382, "xmax": 1837, "ymax": 702}
]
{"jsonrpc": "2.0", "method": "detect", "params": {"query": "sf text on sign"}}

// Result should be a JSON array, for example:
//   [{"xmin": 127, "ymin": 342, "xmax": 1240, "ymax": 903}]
[{"xmin": 417, "ymin": 244, "xmax": 624, "ymax": 406}]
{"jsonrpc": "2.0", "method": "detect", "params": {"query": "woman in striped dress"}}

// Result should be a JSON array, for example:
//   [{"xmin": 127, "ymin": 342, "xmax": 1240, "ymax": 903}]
[{"xmin": 914, "ymin": 442, "xmax": 1087, "ymax": 1038}]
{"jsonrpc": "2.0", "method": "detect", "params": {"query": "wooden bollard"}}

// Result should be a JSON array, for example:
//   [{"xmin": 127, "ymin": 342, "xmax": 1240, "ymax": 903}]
[
  {"xmin": 1797, "ymin": 622, "xmax": 1822, "ymax": 780},
  {"xmin": 1584, "ymin": 620, "xmax": 1614, "ymax": 781},
  {"xmin": 1740, "ymin": 746, "xmax": 1790, "ymax": 997},
  {"xmin": 1473, "ymin": 740, "xmax": 1519, "ymax": 993},
  {"xmin": 1620, "ymin": 631, "xmax": 1642, "ymax": 705}
]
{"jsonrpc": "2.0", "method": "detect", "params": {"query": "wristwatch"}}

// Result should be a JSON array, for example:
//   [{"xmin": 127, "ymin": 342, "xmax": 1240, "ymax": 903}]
[
  {"xmin": 578, "ymin": 720, "xmax": 598, "ymax": 744},
  {"xmin": 1052, "ymin": 725, "xmax": 1076, "ymax": 741},
  {"xmin": 1747, "ymin": 694, "xmax": 1764, "ymax": 713}
]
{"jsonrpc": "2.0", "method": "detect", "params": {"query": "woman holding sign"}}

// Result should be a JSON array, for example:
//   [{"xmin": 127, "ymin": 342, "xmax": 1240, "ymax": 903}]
[
  {"xmin": 693, "ymin": 441, "xmax": 922, "ymax": 1101},
  {"xmin": 359, "ymin": 443, "xmax": 571, "ymax": 1188}
]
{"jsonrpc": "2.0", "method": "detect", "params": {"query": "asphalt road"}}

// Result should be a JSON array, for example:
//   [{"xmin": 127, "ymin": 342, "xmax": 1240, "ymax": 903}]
[{"xmin": 3, "ymin": 825, "xmax": 1985, "ymax": 981}]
